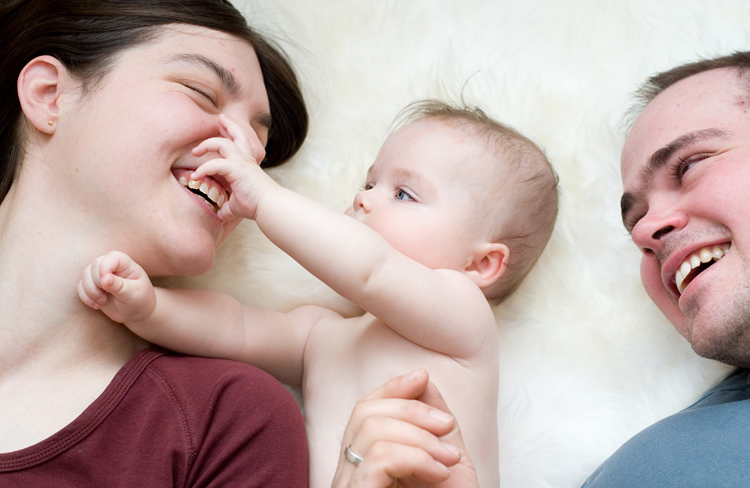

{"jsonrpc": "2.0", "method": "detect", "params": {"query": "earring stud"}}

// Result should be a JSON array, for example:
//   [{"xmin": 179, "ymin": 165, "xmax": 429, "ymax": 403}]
[{"xmin": 48, "ymin": 120, "xmax": 53, "ymax": 126}]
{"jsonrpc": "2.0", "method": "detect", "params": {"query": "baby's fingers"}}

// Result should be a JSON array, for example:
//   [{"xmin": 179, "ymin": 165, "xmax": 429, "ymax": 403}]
[
  {"xmin": 77, "ymin": 265, "xmax": 107, "ymax": 309},
  {"xmin": 190, "ymin": 157, "xmax": 255, "ymax": 184},
  {"xmin": 192, "ymin": 136, "xmax": 257, "ymax": 166},
  {"xmin": 217, "ymin": 114, "xmax": 254, "ymax": 155}
]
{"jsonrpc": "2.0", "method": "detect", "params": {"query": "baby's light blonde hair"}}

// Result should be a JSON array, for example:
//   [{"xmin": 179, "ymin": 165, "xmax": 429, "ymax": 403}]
[{"xmin": 395, "ymin": 100, "xmax": 558, "ymax": 305}]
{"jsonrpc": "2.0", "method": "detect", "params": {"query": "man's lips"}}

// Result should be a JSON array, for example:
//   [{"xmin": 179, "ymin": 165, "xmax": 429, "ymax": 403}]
[{"xmin": 674, "ymin": 243, "xmax": 731, "ymax": 295}]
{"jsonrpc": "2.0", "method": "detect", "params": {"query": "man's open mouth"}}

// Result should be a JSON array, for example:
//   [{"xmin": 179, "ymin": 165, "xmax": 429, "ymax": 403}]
[{"xmin": 675, "ymin": 243, "xmax": 731, "ymax": 294}]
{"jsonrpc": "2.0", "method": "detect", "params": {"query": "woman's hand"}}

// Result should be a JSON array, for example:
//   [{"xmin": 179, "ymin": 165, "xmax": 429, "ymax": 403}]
[{"xmin": 332, "ymin": 369, "xmax": 480, "ymax": 488}]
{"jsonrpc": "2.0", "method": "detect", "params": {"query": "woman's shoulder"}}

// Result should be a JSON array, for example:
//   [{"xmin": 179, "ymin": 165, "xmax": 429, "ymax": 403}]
[{"xmin": 140, "ymin": 347, "xmax": 301, "ymax": 414}]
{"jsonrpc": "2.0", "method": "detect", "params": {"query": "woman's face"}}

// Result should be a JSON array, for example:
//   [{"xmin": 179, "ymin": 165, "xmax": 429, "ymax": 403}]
[{"xmin": 52, "ymin": 25, "xmax": 271, "ymax": 277}]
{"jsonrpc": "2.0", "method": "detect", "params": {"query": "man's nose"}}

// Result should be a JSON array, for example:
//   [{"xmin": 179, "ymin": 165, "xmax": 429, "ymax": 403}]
[{"xmin": 632, "ymin": 197, "xmax": 688, "ymax": 254}]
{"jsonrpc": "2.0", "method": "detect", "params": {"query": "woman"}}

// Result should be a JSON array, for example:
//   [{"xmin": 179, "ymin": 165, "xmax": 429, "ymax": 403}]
[
  {"xmin": 0, "ymin": 0, "xmax": 478, "ymax": 486},
  {"xmin": 0, "ymin": 1, "xmax": 308, "ymax": 485}
]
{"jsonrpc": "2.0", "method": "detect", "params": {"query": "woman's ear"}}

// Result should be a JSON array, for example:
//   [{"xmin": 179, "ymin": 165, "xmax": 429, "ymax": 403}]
[
  {"xmin": 465, "ymin": 242, "xmax": 509, "ymax": 288},
  {"xmin": 17, "ymin": 55, "xmax": 69, "ymax": 135}
]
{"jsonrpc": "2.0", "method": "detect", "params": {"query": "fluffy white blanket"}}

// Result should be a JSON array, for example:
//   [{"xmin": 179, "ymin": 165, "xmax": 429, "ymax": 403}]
[{"xmin": 176, "ymin": 1, "xmax": 750, "ymax": 486}]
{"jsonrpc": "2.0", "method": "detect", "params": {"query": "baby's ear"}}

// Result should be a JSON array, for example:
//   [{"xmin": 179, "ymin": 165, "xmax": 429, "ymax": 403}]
[
  {"xmin": 465, "ymin": 242, "xmax": 509, "ymax": 288},
  {"xmin": 17, "ymin": 55, "xmax": 70, "ymax": 134}
]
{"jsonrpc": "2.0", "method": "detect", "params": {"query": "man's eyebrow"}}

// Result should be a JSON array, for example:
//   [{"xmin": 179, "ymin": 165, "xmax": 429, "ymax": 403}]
[
  {"xmin": 166, "ymin": 53, "xmax": 272, "ymax": 131},
  {"xmin": 167, "ymin": 53, "xmax": 241, "ymax": 98},
  {"xmin": 620, "ymin": 128, "xmax": 729, "ymax": 230},
  {"xmin": 643, "ymin": 128, "xmax": 729, "ymax": 180}
]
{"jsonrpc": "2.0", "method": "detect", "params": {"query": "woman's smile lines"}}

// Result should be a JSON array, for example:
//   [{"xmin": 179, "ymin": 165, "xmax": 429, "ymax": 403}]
[{"xmin": 675, "ymin": 243, "xmax": 731, "ymax": 294}]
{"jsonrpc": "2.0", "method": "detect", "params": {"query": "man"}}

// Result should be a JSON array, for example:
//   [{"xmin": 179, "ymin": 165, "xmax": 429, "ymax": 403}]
[{"xmin": 582, "ymin": 52, "xmax": 750, "ymax": 486}]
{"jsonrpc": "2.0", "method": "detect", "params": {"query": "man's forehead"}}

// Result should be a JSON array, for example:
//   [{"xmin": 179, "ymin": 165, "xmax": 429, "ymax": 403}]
[{"xmin": 621, "ymin": 68, "xmax": 742, "ymax": 178}]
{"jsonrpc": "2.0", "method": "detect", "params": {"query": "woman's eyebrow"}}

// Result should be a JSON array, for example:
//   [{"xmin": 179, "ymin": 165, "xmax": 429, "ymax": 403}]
[{"xmin": 166, "ymin": 53, "xmax": 241, "ymax": 98}]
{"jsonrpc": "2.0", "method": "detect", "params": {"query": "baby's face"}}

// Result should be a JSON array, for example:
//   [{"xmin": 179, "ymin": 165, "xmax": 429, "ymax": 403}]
[{"xmin": 346, "ymin": 118, "xmax": 494, "ymax": 271}]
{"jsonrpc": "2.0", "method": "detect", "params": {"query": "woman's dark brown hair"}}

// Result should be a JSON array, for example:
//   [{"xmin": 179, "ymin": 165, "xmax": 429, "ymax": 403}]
[{"xmin": 0, "ymin": 0, "xmax": 308, "ymax": 203}]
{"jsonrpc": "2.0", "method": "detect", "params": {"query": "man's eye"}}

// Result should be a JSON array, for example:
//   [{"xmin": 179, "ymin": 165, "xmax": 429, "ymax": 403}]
[
  {"xmin": 623, "ymin": 215, "xmax": 641, "ymax": 234},
  {"xmin": 396, "ymin": 189, "xmax": 414, "ymax": 201},
  {"xmin": 670, "ymin": 153, "xmax": 709, "ymax": 180}
]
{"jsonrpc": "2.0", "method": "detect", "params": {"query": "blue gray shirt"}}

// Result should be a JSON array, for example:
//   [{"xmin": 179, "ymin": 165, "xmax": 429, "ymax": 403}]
[{"xmin": 582, "ymin": 368, "xmax": 750, "ymax": 487}]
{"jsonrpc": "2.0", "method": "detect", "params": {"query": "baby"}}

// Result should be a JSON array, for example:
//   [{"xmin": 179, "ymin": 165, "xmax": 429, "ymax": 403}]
[{"xmin": 78, "ymin": 100, "xmax": 558, "ymax": 488}]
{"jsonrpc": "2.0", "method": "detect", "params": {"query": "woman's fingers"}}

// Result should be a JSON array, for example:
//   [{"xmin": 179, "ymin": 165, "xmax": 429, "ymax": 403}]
[
  {"xmin": 347, "ymin": 370, "xmax": 457, "ymax": 444},
  {"xmin": 332, "ymin": 370, "xmax": 470, "ymax": 488},
  {"xmin": 351, "ymin": 441, "xmax": 453, "ymax": 486}
]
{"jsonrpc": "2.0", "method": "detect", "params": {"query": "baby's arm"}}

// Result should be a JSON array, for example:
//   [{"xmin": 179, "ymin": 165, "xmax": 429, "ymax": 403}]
[
  {"xmin": 196, "ymin": 116, "xmax": 495, "ymax": 361},
  {"xmin": 77, "ymin": 251, "xmax": 320, "ymax": 386},
  {"xmin": 256, "ymin": 197, "xmax": 494, "ymax": 359}
]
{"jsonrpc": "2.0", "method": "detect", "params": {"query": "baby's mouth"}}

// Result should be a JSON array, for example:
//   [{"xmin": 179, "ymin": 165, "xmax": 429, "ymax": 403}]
[
  {"xmin": 173, "ymin": 169, "xmax": 227, "ymax": 212},
  {"xmin": 675, "ymin": 243, "xmax": 731, "ymax": 295}
]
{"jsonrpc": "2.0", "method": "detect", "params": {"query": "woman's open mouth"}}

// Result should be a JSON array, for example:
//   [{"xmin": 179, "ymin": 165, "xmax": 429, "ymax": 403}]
[{"xmin": 172, "ymin": 169, "xmax": 227, "ymax": 212}]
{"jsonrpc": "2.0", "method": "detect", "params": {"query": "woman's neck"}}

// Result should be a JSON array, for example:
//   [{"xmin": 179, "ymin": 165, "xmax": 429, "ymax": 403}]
[
  {"xmin": 0, "ymin": 184, "xmax": 147, "ymax": 376},
  {"xmin": 0, "ymin": 185, "xmax": 150, "ymax": 452}
]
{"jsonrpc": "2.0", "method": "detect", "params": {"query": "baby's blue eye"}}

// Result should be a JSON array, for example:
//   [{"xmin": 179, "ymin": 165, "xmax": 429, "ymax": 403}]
[{"xmin": 396, "ymin": 189, "xmax": 414, "ymax": 201}]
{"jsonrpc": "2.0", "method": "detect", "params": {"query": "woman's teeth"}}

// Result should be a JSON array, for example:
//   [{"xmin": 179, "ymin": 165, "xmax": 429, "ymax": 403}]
[
  {"xmin": 675, "ymin": 244, "xmax": 730, "ymax": 294},
  {"xmin": 178, "ymin": 175, "xmax": 226, "ymax": 210}
]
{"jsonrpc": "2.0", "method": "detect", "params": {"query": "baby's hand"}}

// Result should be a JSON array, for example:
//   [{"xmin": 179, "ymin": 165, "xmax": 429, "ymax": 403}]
[
  {"xmin": 191, "ymin": 114, "xmax": 274, "ymax": 222},
  {"xmin": 77, "ymin": 251, "xmax": 156, "ymax": 325}
]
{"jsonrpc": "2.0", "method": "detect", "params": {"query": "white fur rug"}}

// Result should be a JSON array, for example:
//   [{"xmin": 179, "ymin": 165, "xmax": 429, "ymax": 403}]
[{"xmin": 174, "ymin": 1, "xmax": 750, "ymax": 486}]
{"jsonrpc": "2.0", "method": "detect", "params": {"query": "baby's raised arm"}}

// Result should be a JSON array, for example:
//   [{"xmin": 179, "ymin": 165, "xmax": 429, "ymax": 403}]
[{"xmin": 194, "ymin": 116, "xmax": 495, "ymax": 361}]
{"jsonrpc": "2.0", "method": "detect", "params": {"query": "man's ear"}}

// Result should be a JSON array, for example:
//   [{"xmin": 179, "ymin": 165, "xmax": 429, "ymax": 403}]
[
  {"xmin": 465, "ymin": 242, "xmax": 509, "ymax": 288},
  {"xmin": 17, "ymin": 55, "xmax": 69, "ymax": 135}
]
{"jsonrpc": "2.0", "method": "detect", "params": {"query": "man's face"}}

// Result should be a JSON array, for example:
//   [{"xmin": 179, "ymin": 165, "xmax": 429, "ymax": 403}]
[{"xmin": 621, "ymin": 67, "xmax": 750, "ymax": 366}]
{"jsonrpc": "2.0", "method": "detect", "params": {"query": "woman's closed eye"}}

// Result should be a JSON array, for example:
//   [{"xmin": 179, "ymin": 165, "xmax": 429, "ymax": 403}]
[{"xmin": 181, "ymin": 82, "xmax": 218, "ymax": 107}]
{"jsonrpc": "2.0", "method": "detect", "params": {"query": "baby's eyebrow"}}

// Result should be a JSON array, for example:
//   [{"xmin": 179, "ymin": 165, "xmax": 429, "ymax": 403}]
[
  {"xmin": 393, "ymin": 168, "xmax": 436, "ymax": 194},
  {"xmin": 166, "ymin": 53, "xmax": 241, "ymax": 99}
]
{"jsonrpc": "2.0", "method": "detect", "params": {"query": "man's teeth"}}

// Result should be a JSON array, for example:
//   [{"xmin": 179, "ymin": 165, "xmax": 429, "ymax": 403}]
[
  {"xmin": 675, "ymin": 244, "xmax": 731, "ymax": 294},
  {"xmin": 178, "ymin": 176, "xmax": 226, "ymax": 208}
]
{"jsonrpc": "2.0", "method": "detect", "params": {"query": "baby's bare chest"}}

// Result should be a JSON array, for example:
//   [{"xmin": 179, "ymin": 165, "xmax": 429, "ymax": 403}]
[{"xmin": 301, "ymin": 314, "xmax": 498, "ymax": 488}]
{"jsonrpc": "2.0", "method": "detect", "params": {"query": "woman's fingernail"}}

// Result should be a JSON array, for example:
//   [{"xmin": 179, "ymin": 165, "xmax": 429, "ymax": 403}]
[{"xmin": 430, "ymin": 408, "xmax": 453, "ymax": 423}]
